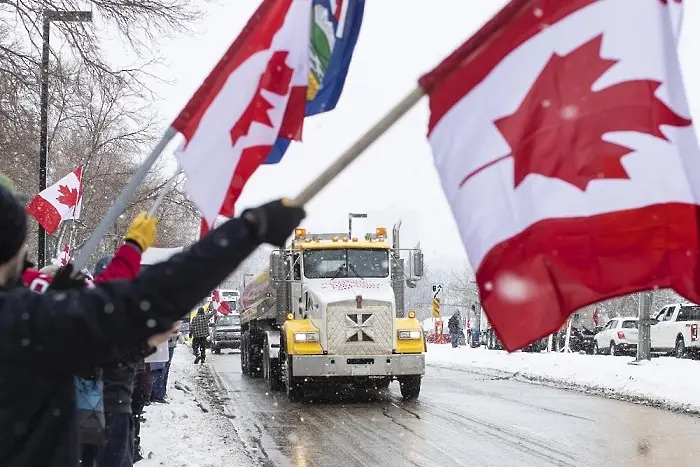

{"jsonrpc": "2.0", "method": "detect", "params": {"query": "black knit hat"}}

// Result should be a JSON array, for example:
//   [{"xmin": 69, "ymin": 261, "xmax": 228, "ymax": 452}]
[{"xmin": 0, "ymin": 184, "xmax": 28, "ymax": 263}]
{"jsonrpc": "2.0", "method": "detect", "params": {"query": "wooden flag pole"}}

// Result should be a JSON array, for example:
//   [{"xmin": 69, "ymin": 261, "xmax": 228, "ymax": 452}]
[
  {"xmin": 73, "ymin": 127, "xmax": 178, "ymax": 270},
  {"xmin": 292, "ymin": 87, "xmax": 425, "ymax": 206}
]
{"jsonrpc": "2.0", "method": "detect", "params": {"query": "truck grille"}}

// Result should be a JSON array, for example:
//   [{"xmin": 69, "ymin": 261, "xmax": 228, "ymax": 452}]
[{"xmin": 326, "ymin": 300, "xmax": 393, "ymax": 355}]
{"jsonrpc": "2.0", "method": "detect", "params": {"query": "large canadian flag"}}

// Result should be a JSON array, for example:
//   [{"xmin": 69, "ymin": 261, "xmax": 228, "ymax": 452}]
[
  {"xmin": 173, "ymin": 0, "xmax": 310, "ymax": 228},
  {"xmin": 26, "ymin": 165, "xmax": 83, "ymax": 234},
  {"xmin": 421, "ymin": 0, "xmax": 699, "ymax": 351}
]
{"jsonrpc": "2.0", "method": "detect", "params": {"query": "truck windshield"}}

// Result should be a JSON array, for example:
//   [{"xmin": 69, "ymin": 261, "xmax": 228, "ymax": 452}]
[
  {"xmin": 303, "ymin": 249, "xmax": 390, "ymax": 279},
  {"xmin": 217, "ymin": 315, "xmax": 241, "ymax": 326}
]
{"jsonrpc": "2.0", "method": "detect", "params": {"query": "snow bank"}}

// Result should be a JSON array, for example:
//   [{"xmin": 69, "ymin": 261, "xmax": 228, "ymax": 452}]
[
  {"xmin": 138, "ymin": 345, "xmax": 247, "ymax": 466},
  {"xmin": 426, "ymin": 344, "xmax": 700, "ymax": 413}
]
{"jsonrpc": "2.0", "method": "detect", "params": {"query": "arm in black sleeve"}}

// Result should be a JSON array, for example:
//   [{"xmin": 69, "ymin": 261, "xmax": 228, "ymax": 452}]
[{"xmin": 0, "ymin": 216, "xmax": 261, "ymax": 371}]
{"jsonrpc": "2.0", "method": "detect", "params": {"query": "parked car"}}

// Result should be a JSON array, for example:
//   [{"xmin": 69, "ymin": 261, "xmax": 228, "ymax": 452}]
[
  {"xmin": 210, "ymin": 313, "xmax": 242, "ymax": 354},
  {"xmin": 593, "ymin": 317, "xmax": 638, "ymax": 355},
  {"xmin": 651, "ymin": 303, "xmax": 700, "ymax": 358}
]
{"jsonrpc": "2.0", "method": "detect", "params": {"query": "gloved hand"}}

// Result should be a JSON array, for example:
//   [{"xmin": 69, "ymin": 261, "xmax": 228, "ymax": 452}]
[
  {"xmin": 125, "ymin": 212, "xmax": 158, "ymax": 252},
  {"xmin": 242, "ymin": 198, "xmax": 305, "ymax": 248},
  {"xmin": 50, "ymin": 264, "xmax": 89, "ymax": 290}
]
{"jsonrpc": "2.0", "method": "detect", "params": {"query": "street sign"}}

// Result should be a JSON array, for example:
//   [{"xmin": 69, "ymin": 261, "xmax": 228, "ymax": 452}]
[
  {"xmin": 432, "ymin": 297, "xmax": 440, "ymax": 317},
  {"xmin": 432, "ymin": 284, "xmax": 442, "ymax": 298}
]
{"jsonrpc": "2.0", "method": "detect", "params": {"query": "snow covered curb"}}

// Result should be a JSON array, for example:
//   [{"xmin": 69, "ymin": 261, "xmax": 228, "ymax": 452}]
[
  {"xmin": 426, "ymin": 344, "xmax": 700, "ymax": 415},
  {"xmin": 137, "ymin": 344, "xmax": 246, "ymax": 466}
]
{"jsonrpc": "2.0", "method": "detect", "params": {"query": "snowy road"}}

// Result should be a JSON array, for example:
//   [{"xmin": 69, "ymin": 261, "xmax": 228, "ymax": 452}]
[{"xmin": 208, "ymin": 351, "xmax": 700, "ymax": 467}]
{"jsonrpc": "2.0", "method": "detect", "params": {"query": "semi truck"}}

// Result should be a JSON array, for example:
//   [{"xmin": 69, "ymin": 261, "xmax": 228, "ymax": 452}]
[{"xmin": 240, "ymin": 222, "xmax": 426, "ymax": 401}]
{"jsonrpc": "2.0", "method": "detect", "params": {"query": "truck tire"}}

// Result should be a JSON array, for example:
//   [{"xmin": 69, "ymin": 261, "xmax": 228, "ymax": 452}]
[
  {"xmin": 241, "ymin": 333, "xmax": 250, "ymax": 375},
  {"xmin": 399, "ymin": 376, "xmax": 421, "ymax": 400},
  {"xmin": 264, "ymin": 336, "xmax": 281, "ymax": 391},
  {"xmin": 285, "ymin": 356, "xmax": 304, "ymax": 402}
]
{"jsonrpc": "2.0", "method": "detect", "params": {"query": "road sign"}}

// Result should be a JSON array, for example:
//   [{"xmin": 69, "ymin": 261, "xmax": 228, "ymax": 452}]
[
  {"xmin": 432, "ymin": 297, "xmax": 441, "ymax": 317},
  {"xmin": 432, "ymin": 284, "xmax": 442, "ymax": 298}
]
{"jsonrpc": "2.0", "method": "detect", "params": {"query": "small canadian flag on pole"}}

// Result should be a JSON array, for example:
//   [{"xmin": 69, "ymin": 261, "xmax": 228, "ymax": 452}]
[
  {"xmin": 173, "ymin": 0, "xmax": 311, "ymax": 230},
  {"xmin": 420, "ymin": 0, "xmax": 698, "ymax": 351},
  {"xmin": 26, "ymin": 165, "xmax": 84, "ymax": 234},
  {"xmin": 59, "ymin": 244, "xmax": 71, "ymax": 266},
  {"xmin": 211, "ymin": 289, "xmax": 231, "ymax": 316}
]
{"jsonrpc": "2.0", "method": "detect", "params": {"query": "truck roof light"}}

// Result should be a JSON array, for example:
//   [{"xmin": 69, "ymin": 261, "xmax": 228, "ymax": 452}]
[
  {"xmin": 352, "ymin": 237, "xmax": 358, "ymax": 242},
  {"xmin": 295, "ymin": 228, "xmax": 306, "ymax": 238},
  {"xmin": 342, "ymin": 236, "xmax": 349, "ymax": 242},
  {"xmin": 376, "ymin": 227, "xmax": 387, "ymax": 237},
  {"xmin": 408, "ymin": 311, "xmax": 416, "ymax": 318},
  {"xmin": 332, "ymin": 236, "xmax": 339, "ymax": 242}
]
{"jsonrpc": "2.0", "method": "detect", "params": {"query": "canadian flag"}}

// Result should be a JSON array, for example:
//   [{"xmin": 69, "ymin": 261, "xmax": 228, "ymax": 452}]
[
  {"xmin": 211, "ymin": 289, "xmax": 231, "ymax": 316},
  {"xmin": 421, "ymin": 0, "xmax": 699, "ymax": 351},
  {"xmin": 59, "ymin": 244, "xmax": 71, "ymax": 266},
  {"xmin": 173, "ymin": 0, "xmax": 310, "ymax": 229},
  {"xmin": 26, "ymin": 165, "xmax": 83, "ymax": 234}
]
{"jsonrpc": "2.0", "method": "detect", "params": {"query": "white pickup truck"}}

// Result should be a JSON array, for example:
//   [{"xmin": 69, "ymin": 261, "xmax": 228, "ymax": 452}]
[{"xmin": 651, "ymin": 303, "xmax": 700, "ymax": 358}]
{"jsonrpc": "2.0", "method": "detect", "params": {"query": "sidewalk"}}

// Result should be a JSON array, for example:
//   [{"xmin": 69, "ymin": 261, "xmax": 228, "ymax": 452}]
[
  {"xmin": 137, "ymin": 344, "xmax": 249, "ymax": 466},
  {"xmin": 426, "ymin": 343, "xmax": 700, "ymax": 413}
]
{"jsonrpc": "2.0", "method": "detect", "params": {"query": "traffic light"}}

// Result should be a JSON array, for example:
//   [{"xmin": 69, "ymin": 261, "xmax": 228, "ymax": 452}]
[{"xmin": 432, "ymin": 298, "xmax": 440, "ymax": 317}]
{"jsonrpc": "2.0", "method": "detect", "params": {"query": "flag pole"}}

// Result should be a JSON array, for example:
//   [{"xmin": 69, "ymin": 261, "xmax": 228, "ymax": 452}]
[
  {"xmin": 73, "ymin": 127, "xmax": 178, "ymax": 270},
  {"xmin": 148, "ymin": 170, "xmax": 180, "ymax": 216},
  {"xmin": 292, "ymin": 87, "xmax": 424, "ymax": 205}
]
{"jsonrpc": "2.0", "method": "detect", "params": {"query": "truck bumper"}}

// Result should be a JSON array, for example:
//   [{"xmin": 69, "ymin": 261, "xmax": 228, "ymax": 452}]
[
  {"xmin": 290, "ymin": 354, "xmax": 425, "ymax": 378},
  {"xmin": 213, "ymin": 339, "xmax": 241, "ymax": 349}
]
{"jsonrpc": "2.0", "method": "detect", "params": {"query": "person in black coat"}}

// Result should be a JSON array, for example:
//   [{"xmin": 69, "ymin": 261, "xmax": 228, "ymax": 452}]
[{"xmin": 0, "ymin": 185, "xmax": 305, "ymax": 467}]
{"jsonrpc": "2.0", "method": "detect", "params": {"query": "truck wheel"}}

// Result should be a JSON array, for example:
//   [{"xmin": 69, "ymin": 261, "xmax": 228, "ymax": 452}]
[
  {"xmin": 399, "ymin": 376, "xmax": 421, "ymax": 400},
  {"xmin": 264, "ymin": 337, "xmax": 281, "ymax": 391},
  {"xmin": 285, "ymin": 357, "xmax": 304, "ymax": 402},
  {"xmin": 241, "ymin": 334, "xmax": 250, "ymax": 375},
  {"xmin": 676, "ymin": 337, "xmax": 686, "ymax": 359}
]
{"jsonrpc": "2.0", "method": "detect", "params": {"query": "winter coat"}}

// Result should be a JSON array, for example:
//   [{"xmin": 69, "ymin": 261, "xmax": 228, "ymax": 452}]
[
  {"xmin": 0, "ymin": 216, "xmax": 260, "ymax": 467},
  {"xmin": 448, "ymin": 314, "xmax": 461, "ymax": 334},
  {"xmin": 190, "ymin": 311, "xmax": 213, "ymax": 339},
  {"xmin": 23, "ymin": 244, "xmax": 153, "ymax": 441}
]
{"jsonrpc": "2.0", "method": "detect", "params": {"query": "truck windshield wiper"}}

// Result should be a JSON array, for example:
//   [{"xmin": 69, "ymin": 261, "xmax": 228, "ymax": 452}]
[
  {"xmin": 330, "ymin": 265, "xmax": 347, "ymax": 280},
  {"xmin": 347, "ymin": 263, "xmax": 363, "ymax": 280}
]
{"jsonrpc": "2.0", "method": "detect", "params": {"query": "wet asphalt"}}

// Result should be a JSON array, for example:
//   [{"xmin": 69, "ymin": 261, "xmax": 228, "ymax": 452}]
[{"xmin": 207, "ymin": 350, "xmax": 700, "ymax": 467}]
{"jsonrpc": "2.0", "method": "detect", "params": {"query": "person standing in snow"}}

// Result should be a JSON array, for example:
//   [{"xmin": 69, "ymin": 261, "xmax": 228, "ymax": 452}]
[
  {"xmin": 448, "ymin": 311, "xmax": 462, "ymax": 348},
  {"xmin": 0, "ymin": 182, "xmax": 305, "ymax": 467},
  {"xmin": 190, "ymin": 307, "xmax": 214, "ymax": 364},
  {"xmin": 152, "ymin": 335, "xmax": 178, "ymax": 403}
]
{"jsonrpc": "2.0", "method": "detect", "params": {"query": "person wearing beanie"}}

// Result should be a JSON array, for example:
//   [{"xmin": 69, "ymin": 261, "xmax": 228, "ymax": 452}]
[{"xmin": 0, "ymin": 183, "xmax": 306, "ymax": 467}]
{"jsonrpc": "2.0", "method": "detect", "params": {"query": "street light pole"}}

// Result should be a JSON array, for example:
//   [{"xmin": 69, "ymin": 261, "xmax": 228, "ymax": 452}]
[{"xmin": 37, "ymin": 9, "xmax": 93, "ymax": 268}]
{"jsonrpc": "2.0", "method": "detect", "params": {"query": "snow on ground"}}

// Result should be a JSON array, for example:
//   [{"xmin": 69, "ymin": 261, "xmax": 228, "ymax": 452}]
[
  {"xmin": 426, "ymin": 343, "xmax": 700, "ymax": 413},
  {"xmin": 137, "ymin": 344, "xmax": 248, "ymax": 467}
]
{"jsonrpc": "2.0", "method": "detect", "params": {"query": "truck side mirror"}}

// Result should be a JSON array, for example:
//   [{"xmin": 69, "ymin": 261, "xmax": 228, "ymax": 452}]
[{"xmin": 412, "ymin": 251, "xmax": 424, "ymax": 278}]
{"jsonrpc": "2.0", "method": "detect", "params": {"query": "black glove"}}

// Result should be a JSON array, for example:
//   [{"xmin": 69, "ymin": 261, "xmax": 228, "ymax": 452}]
[
  {"xmin": 242, "ymin": 199, "xmax": 305, "ymax": 248},
  {"xmin": 50, "ymin": 264, "xmax": 89, "ymax": 290}
]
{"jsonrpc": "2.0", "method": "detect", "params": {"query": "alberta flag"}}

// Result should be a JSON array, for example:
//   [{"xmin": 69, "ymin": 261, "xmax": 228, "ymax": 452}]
[{"xmin": 264, "ymin": 0, "xmax": 365, "ymax": 164}]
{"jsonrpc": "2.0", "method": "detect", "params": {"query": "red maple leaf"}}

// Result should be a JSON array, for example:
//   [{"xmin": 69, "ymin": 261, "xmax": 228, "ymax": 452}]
[
  {"xmin": 659, "ymin": 0, "xmax": 682, "ymax": 4},
  {"xmin": 461, "ymin": 35, "xmax": 692, "ymax": 191},
  {"xmin": 230, "ymin": 51, "xmax": 294, "ymax": 147},
  {"xmin": 56, "ymin": 184, "xmax": 79, "ymax": 208}
]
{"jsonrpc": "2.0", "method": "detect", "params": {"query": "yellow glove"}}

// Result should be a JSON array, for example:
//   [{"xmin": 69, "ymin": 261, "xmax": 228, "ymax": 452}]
[{"xmin": 125, "ymin": 212, "xmax": 157, "ymax": 251}]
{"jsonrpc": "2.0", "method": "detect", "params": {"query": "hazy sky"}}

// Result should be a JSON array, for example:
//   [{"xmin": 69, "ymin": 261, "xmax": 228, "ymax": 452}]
[{"xmin": 104, "ymin": 1, "xmax": 700, "ymax": 270}]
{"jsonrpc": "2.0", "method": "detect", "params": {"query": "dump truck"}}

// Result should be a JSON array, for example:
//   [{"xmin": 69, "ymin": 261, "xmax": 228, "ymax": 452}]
[{"xmin": 240, "ymin": 222, "xmax": 426, "ymax": 401}]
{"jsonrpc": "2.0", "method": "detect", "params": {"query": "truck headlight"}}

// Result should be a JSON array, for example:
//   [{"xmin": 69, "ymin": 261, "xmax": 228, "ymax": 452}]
[
  {"xmin": 398, "ymin": 330, "xmax": 422, "ymax": 340},
  {"xmin": 294, "ymin": 332, "xmax": 319, "ymax": 342}
]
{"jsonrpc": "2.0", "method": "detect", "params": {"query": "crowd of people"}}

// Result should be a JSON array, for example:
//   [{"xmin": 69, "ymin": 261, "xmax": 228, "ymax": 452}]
[{"xmin": 0, "ymin": 175, "xmax": 306, "ymax": 466}]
